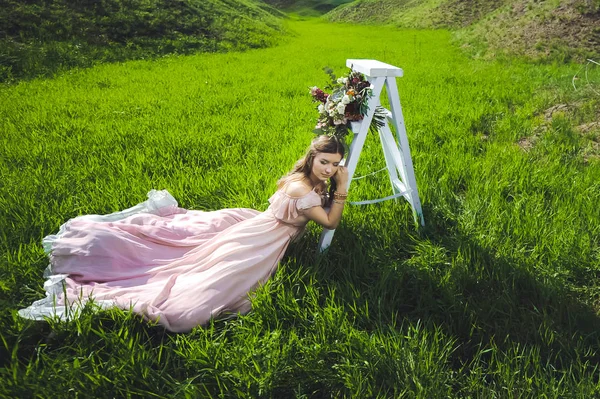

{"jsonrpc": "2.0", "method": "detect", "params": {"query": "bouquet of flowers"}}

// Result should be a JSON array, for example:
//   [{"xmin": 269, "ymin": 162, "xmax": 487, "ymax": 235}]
[{"xmin": 310, "ymin": 67, "xmax": 385, "ymax": 138}]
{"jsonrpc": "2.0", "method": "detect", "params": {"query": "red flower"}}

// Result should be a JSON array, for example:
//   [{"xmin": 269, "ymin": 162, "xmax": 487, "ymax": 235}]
[{"xmin": 312, "ymin": 88, "xmax": 329, "ymax": 103}]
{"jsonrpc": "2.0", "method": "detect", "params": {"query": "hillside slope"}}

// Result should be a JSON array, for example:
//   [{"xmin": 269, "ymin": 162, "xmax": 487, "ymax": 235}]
[
  {"xmin": 327, "ymin": 0, "xmax": 600, "ymax": 61},
  {"xmin": 261, "ymin": 0, "xmax": 355, "ymax": 14},
  {"xmin": 0, "ymin": 0, "xmax": 285, "ymax": 82}
]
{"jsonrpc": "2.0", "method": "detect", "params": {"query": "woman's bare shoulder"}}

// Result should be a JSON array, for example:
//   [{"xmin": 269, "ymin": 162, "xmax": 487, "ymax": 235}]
[{"xmin": 283, "ymin": 180, "xmax": 313, "ymax": 197}]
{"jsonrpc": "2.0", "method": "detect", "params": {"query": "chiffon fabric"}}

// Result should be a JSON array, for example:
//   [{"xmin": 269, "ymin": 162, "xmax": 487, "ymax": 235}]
[{"xmin": 18, "ymin": 189, "xmax": 323, "ymax": 332}]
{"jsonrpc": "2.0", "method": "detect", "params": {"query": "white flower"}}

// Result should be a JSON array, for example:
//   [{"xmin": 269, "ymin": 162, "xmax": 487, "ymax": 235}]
[
  {"xmin": 336, "ymin": 102, "xmax": 346, "ymax": 114},
  {"xmin": 342, "ymin": 77, "xmax": 348, "ymax": 84},
  {"xmin": 337, "ymin": 78, "xmax": 344, "ymax": 84},
  {"xmin": 328, "ymin": 108, "xmax": 337, "ymax": 117},
  {"xmin": 341, "ymin": 95, "xmax": 351, "ymax": 105},
  {"xmin": 318, "ymin": 104, "xmax": 325, "ymax": 113}
]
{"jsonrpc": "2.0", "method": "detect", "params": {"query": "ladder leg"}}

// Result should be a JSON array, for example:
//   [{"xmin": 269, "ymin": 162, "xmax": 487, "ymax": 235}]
[
  {"xmin": 378, "ymin": 122, "xmax": 401, "ymax": 200},
  {"xmin": 380, "ymin": 127, "xmax": 410, "ymax": 201},
  {"xmin": 385, "ymin": 78, "xmax": 425, "ymax": 226},
  {"xmin": 318, "ymin": 227, "xmax": 335, "ymax": 252},
  {"xmin": 344, "ymin": 77, "xmax": 386, "ymax": 182},
  {"xmin": 318, "ymin": 77, "xmax": 387, "ymax": 252}
]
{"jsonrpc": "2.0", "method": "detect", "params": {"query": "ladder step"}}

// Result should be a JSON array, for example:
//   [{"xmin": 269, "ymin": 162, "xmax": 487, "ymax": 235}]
[{"xmin": 346, "ymin": 59, "xmax": 404, "ymax": 77}]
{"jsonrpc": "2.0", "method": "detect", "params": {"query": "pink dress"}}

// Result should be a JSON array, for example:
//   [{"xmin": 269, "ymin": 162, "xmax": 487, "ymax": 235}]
[{"xmin": 18, "ymin": 189, "xmax": 323, "ymax": 332}]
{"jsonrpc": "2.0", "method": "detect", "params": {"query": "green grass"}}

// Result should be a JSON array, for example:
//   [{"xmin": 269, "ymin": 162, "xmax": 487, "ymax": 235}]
[
  {"xmin": 326, "ymin": 0, "xmax": 600, "ymax": 62},
  {"xmin": 262, "ymin": 0, "xmax": 355, "ymax": 15},
  {"xmin": 0, "ymin": 0, "xmax": 285, "ymax": 83},
  {"xmin": 1, "ymin": 18, "xmax": 600, "ymax": 397},
  {"xmin": 327, "ymin": 0, "xmax": 445, "ymax": 26}
]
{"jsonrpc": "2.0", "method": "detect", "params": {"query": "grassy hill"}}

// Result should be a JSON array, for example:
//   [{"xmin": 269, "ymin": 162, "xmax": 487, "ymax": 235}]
[
  {"xmin": 1, "ymin": 19, "xmax": 600, "ymax": 397},
  {"xmin": 262, "ymin": 0, "xmax": 355, "ymax": 15},
  {"xmin": 327, "ymin": 0, "xmax": 600, "ymax": 61},
  {"xmin": 0, "ymin": 0, "xmax": 285, "ymax": 82}
]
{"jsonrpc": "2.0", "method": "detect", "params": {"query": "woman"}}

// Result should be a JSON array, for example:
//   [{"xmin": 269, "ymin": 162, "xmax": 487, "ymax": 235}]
[{"xmin": 19, "ymin": 135, "xmax": 348, "ymax": 332}]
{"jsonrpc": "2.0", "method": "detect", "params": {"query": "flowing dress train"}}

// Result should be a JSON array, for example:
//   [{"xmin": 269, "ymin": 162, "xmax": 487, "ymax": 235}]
[{"xmin": 18, "ymin": 189, "xmax": 323, "ymax": 332}]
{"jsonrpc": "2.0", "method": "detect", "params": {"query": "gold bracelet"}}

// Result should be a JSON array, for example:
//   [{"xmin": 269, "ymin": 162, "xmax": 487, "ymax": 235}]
[
  {"xmin": 333, "ymin": 199, "xmax": 346, "ymax": 204},
  {"xmin": 333, "ymin": 192, "xmax": 348, "ymax": 199}
]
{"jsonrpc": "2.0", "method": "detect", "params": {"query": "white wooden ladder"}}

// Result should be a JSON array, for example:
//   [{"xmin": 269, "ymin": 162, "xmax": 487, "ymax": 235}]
[{"xmin": 318, "ymin": 59, "xmax": 424, "ymax": 252}]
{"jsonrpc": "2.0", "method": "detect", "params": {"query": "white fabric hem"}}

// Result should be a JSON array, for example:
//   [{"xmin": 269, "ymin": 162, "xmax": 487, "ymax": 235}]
[{"xmin": 19, "ymin": 190, "xmax": 177, "ymax": 322}]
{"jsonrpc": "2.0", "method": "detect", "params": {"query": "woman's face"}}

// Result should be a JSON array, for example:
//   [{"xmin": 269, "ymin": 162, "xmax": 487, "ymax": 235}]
[{"xmin": 311, "ymin": 152, "xmax": 343, "ymax": 182}]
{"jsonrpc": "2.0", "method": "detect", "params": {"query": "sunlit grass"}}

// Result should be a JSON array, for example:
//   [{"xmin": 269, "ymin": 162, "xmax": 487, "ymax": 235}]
[{"xmin": 1, "ymin": 19, "xmax": 599, "ymax": 397}]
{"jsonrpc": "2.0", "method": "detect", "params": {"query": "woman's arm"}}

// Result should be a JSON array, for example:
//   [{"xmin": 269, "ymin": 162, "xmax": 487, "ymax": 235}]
[{"xmin": 303, "ymin": 167, "xmax": 348, "ymax": 230}]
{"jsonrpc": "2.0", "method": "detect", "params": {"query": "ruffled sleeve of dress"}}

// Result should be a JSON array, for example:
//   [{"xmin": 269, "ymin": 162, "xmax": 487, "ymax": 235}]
[{"xmin": 267, "ymin": 190, "xmax": 323, "ymax": 224}]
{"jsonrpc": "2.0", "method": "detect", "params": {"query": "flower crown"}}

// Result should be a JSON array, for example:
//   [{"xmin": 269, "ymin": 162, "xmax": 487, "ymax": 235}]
[{"xmin": 310, "ymin": 67, "xmax": 385, "ymax": 138}]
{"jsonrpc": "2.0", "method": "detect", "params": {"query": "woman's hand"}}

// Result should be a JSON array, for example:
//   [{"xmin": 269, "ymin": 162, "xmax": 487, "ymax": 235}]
[{"xmin": 333, "ymin": 166, "xmax": 349, "ymax": 189}]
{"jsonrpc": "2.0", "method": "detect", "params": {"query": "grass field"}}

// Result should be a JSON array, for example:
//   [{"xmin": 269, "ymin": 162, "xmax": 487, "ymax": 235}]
[
  {"xmin": 0, "ymin": 0, "xmax": 285, "ymax": 83},
  {"xmin": 327, "ymin": 0, "xmax": 600, "ymax": 63},
  {"xmin": 1, "ymin": 18, "xmax": 600, "ymax": 397}
]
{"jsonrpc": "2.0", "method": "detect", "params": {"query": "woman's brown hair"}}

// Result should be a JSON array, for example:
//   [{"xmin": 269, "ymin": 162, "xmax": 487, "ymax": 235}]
[{"xmin": 277, "ymin": 135, "xmax": 345, "ymax": 205}]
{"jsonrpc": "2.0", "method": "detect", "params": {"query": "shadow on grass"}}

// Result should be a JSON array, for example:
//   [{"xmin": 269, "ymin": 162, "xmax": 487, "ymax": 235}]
[
  {"xmin": 293, "ymin": 201, "xmax": 600, "ymax": 369},
  {"xmin": 4, "ymin": 200, "xmax": 599, "ymax": 390}
]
